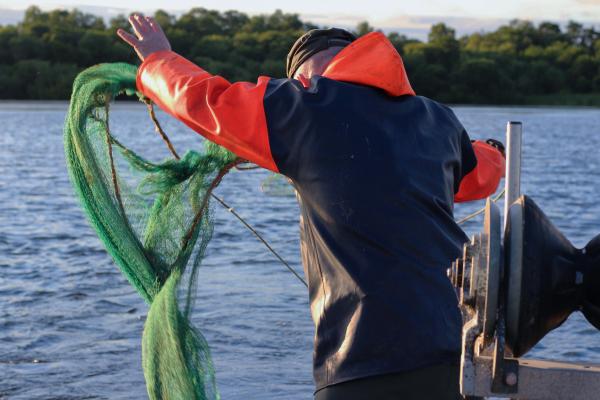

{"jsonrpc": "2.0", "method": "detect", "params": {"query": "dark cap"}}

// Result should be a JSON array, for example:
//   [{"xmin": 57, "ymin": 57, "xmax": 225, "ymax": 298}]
[{"xmin": 286, "ymin": 28, "xmax": 356, "ymax": 78}]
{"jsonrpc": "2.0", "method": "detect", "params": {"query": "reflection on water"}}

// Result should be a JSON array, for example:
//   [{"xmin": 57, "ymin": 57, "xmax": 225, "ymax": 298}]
[{"xmin": 1, "ymin": 101, "xmax": 599, "ymax": 399}]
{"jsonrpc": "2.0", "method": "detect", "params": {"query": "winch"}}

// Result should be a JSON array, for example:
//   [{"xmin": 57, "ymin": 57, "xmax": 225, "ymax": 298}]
[{"xmin": 451, "ymin": 122, "xmax": 600, "ymax": 400}]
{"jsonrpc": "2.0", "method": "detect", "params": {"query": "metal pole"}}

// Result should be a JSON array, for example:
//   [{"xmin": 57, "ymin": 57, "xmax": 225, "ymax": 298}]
[{"xmin": 503, "ymin": 122, "xmax": 522, "ymax": 229}]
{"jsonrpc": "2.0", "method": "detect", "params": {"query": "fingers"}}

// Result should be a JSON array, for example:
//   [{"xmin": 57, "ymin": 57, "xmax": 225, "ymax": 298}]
[
  {"xmin": 119, "ymin": 13, "xmax": 171, "ymax": 61},
  {"xmin": 146, "ymin": 16, "xmax": 167, "ymax": 36},
  {"xmin": 145, "ymin": 16, "xmax": 158, "ymax": 32},
  {"xmin": 117, "ymin": 29, "xmax": 139, "ymax": 47},
  {"xmin": 135, "ymin": 14, "xmax": 152, "ymax": 33},
  {"xmin": 128, "ymin": 15, "xmax": 143, "ymax": 38},
  {"xmin": 128, "ymin": 13, "xmax": 152, "ymax": 38}
]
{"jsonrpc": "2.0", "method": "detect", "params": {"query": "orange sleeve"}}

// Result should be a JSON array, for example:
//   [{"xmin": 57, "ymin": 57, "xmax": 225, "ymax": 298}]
[
  {"xmin": 454, "ymin": 140, "xmax": 505, "ymax": 203},
  {"xmin": 136, "ymin": 50, "xmax": 278, "ymax": 172}
]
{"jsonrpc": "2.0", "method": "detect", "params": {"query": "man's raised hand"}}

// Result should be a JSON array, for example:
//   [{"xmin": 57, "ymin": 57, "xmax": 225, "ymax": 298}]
[{"xmin": 117, "ymin": 14, "xmax": 171, "ymax": 61}]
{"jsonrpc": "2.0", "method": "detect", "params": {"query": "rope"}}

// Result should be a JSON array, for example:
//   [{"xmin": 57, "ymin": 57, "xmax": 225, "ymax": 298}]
[
  {"xmin": 180, "ymin": 158, "xmax": 242, "ymax": 250},
  {"xmin": 456, "ymin": 188, "xmax": 506, "ymax": 225},
  {"xmin": 210, "ymin": 194, "xmax": 308, "ymax": 288},
  {"xmin": 145, "ymin": 101, "xmax": 181, "ymax": 160},
  {"xmin": 103, "ymin": 102, "xmax": 127, "ymax": 217}
]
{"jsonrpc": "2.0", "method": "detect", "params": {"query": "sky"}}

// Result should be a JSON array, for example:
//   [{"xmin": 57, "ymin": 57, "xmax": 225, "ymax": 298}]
[{"xmin": 1, "ymin": 0, "xmax": 599, "ymax": 39}]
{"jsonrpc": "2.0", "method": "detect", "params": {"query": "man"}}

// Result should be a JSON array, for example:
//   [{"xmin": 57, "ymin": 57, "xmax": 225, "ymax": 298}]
[{"xmin": 118, "ymin": 15, "xmax": 504, "ymax": 399}]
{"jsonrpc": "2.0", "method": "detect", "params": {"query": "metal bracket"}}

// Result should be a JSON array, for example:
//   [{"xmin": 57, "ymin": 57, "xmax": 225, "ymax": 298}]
[{"xmin": 490, "ymin": 316, "xmax": 519, "ymax": 394}]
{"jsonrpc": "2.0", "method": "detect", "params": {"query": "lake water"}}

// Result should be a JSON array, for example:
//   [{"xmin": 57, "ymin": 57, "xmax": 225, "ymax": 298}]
[{"xmin": 1, "ymin": 101, "xmax": 599, "ymax": 399}]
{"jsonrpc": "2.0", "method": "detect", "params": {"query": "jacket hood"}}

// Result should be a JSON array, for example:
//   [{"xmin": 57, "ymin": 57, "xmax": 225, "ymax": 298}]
[{"xmin": 321, "ymin": 32, "xmax": 415, "ymax": 97}]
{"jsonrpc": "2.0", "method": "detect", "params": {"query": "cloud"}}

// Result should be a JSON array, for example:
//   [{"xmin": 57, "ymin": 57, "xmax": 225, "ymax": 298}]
[
  {"xmin": 0, "ymin": 5, "xmax": 133, "ymax": 26},
  {"xmin": 0, "ymin": 9, "xmax": 25, "ymax": 25},
  {"xmin": 378, "ymin": 15, "xmax": 510, "ymax": 36},
  {"xmin": 296, "ymin": 13, "xmax": 512, "ymax": 40},
  {"xmin": 301, "ymin": 13, "xmax": 365, "ymax": 28}
]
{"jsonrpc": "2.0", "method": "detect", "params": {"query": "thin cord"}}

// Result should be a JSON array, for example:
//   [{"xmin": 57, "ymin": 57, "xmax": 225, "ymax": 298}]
[
  {"xmin": 103, "ymin": 103, "xmax": 127, "ymax": 216},
  {"xmin": 180, "ymin": 159, "xmax": 242, "ymax": 250},
  {"xmin": 145, "ymin": 101, "xmax": 181, "ymax": 160},
  {"xmin": 456, "ymin": 188, "xmax": 506, "ymax": 225},
  {"xmin": 211, "ymin": 194, "xmax": 308, "ymax": 288}
]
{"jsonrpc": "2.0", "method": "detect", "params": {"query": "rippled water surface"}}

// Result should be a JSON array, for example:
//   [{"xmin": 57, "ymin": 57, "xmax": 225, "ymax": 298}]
[{"xmin": 1, "ymin": 101, "xmax": 599, "ymax": 399}]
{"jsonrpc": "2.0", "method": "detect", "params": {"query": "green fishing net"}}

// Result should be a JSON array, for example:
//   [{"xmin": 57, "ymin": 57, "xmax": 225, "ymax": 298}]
[{"xmin": 64, "ymin": 62, "xmax": 241, "ymax": 399}]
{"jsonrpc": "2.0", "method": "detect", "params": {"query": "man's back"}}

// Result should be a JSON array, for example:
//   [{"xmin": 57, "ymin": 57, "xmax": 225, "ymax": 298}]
[{"xmin": 265, "ymin": 77, "xmax": 473, "ymax": 388}]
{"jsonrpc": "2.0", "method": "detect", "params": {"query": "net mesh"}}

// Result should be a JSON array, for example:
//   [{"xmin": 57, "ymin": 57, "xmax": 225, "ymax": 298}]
[{"xmin": 64, "ymin": 62, "xmax": 240, "ymax": 399}]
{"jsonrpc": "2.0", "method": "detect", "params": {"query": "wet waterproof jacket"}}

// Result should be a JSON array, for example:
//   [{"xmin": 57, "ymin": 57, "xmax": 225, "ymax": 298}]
[{"xmin": 137, "ymin": 32, "xmax": 505, "ymax": 391}]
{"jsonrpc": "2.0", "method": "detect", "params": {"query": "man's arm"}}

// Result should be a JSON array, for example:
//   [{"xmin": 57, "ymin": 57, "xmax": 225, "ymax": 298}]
[
  {"xmin": 118, "ymin": 14, "xmax": 279, "ymax": 172},
  {"xmin": 454, "ymin": 139, "xmax": 505, "ymax": 203}
]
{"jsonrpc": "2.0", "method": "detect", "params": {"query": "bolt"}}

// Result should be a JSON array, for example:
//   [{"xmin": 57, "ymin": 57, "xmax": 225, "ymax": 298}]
[{"xmin": 505, "ymin": 372, "xmax": 518, "ymax": 386}]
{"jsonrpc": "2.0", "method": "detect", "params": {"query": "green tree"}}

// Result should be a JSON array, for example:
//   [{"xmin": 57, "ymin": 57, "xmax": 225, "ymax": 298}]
[
  {"xmin": 427, "ymin": 23, "xmax": 460, "ymax": 71},
  {"xmin": 570, "ymin": 54, "xmax": 597, "ymax": 92},
  {"xmin": 154, "ymin": 10, "xmax": 175, "ymax": 30},
  {"xmin": 387, "ymin": 32, "xmax": 420, "ymax": 54},
  {"xmin": 355, "ymin": 21, "xmax": 374, "ymax": 37},
  {"xmin": 453, "ymin": 58, "xmax": 514, "ymax": 103}
]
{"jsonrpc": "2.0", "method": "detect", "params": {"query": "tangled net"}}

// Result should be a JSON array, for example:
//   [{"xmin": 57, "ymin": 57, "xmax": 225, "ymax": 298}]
[{"xmin": 64, "ymin": 63, "xmax": 241, "ymax": 399}]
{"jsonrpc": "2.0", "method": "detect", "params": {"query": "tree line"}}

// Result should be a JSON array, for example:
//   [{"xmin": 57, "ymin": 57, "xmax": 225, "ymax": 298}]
[{"xmin": 1, "ymin": 5, "xmax": 600, "ymax": 105}]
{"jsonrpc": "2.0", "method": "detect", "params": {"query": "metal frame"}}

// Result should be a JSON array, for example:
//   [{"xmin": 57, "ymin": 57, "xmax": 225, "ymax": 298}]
[
  {"xmin": 465, "ymin": 356, "xmax": 600, "ymax": 399},
  {"xmin": 505, "ymin": 200, "xmax": 523, "ymax": 348},
  {"xmin": 504, "ymin": 122, "xmax": 522, "ymax": 229}
]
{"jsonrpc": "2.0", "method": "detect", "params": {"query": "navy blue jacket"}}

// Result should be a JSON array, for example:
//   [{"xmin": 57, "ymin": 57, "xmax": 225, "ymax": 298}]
[{"xmin": 266, "ymin": 79, "xmax": 476, "ymax": 388}]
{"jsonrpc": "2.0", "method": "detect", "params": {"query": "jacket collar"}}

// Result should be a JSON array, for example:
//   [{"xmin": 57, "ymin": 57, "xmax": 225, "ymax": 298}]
[{"xmin": 321, "ymin": 32, "xmax": 415, "ymax": 97}]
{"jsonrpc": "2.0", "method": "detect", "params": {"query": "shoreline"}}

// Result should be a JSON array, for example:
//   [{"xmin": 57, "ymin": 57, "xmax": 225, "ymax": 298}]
[{"xmin": 1, "ymin": 99, "xmax": 600, "ymax": 109}]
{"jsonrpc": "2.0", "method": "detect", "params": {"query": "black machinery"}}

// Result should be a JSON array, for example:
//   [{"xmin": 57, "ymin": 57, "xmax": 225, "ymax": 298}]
[{"xmin": 450, "ymin": 122, "xmax": 600, "ymax": 399}]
